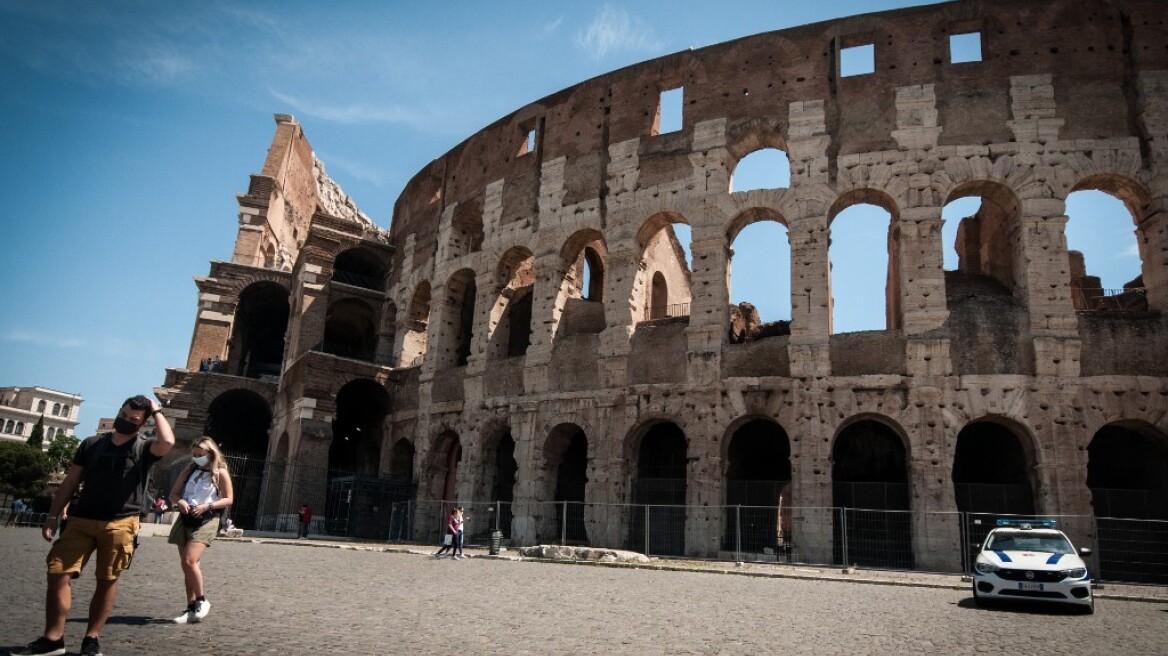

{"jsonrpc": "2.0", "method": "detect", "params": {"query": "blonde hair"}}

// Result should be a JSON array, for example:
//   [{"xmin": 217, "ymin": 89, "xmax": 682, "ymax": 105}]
[{"xmin": 191, "ymin": 436, "xmax": 229, "ymax": 493}]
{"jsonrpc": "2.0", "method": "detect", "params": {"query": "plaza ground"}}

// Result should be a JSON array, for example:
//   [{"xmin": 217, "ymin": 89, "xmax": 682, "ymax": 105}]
[{"xmin": 2, "ymin": 527, "xmax": 1166, "ymax": 655}]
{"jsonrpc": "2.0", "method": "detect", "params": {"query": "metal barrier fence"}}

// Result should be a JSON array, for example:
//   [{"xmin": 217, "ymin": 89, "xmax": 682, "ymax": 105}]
[{"xmin": 3, "ymin": 498, "xmax": 1168, "ymax": 585}]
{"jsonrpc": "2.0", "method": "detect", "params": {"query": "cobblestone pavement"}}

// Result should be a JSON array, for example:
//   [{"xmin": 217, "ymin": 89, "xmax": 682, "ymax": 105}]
[{"xmin": 2, "ymin": 528, "xmax": 1167, "ymax": 655}]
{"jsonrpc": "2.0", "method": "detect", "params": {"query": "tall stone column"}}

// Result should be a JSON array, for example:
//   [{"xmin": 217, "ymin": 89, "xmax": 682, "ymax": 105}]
[
  {"xmin": 898, "ymin": 206, "xmax": 953, "ymax": 377},
  {"xmin": 686, "ymin": 234, "xmax": 730, "ymax": 387},
  {"xmin": 1016, "ymin": 202, "xmax": 1080, "ymax": 377},
  {"xmin": 787, "ymin": 214, "xmax": 831, "ymax": 377},
  {"xmin": 1138, "ymin": 208, "xmax": 1168, "ymax": 312}
]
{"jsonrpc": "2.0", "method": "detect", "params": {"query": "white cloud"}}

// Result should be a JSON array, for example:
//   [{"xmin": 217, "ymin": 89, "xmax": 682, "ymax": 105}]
[
  {"xmin": 543, "ymin": 16, "xmax": 564, "ymax": 35},
  {"xmin": 270, "ymin": 89, "xmax": 428, "ymax": 126},
  {"xmin": 2, "ymin": 330, "xmax": 83, "ymax": 349},
  {"xmin": 1116, "ymin": 243, "xmax": 1141, "ymax": 259},
  {"xmin": 319, "ymin": 151, "xmax": 392, "ymax": 189},
  {"xmin": 575, "ymin": 5, "xmax": 663, "ymax": 59}
]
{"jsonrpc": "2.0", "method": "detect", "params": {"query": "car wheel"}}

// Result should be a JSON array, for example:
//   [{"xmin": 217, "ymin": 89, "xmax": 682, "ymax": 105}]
[
  {"xmin": 1081, "ymin": 598, "xmax": 1095, "ymax": 615},
  {"xmin": 971, "ymin": 583, "xmax": 986, "ymax": 608}
]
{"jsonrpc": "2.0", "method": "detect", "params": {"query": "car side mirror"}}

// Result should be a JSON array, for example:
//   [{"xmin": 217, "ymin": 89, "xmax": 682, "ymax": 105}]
[{"xmin": 1079, "ymin": 546, "xmax": 1092, "ymax": 557}]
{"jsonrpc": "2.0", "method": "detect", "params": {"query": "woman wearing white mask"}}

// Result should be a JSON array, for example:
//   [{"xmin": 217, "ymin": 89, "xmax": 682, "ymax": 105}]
[{"xmin": 167, "ymin": 436, "xmax": 233, "ymax": 624}]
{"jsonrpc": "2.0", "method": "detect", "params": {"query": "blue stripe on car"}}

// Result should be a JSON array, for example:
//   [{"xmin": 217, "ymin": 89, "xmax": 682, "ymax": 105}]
[
  {"xmin": 994, "ymin": 551, "xmax": 1012, "ymax": 562},
  {"xmin": 1046, "ymin": 553, "xmax": 1063, "ymax": 565}
]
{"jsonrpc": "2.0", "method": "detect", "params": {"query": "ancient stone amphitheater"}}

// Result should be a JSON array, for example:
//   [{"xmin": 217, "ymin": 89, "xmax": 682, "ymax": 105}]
[{"xmin": 159, "ymin": 0, "xmax": 1168, "ymax": 575}]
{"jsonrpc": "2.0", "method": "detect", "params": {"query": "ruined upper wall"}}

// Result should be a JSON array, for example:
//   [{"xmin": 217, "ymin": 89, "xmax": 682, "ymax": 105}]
[{"xmin": 389, "ymin": 0, "xmax": 1168, "ymax": 275}]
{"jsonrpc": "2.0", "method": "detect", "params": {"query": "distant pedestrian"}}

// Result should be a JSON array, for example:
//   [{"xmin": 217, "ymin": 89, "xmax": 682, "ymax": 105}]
[
  {"xmin": 14, "ymin": 395, "xmax": 174, "ymax": 656},
  {"xmin": 298, "ymin": 503, "xmax": 312, "ymax": 539},
  {"xmin": 453, "ymin": 506, "xmax": 466, "ymax": 559},
  {"xmin": 433, "ymin": 507, "xmax": 460, "ymax": 559},
  {"xmin": 168, "ymin": 436, "xmax": 233, "ymax": 625},
  {"xmin": 152, "ymin": 495, "xmax": 168, "ymax": 523},
  {"xmin": 6, "ymin": 498, "xmax": 26, "ymax": 526}
]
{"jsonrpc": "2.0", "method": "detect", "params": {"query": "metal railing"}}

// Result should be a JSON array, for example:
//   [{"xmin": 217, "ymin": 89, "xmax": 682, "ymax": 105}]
[
  {"xmin": 644, "ymin": 302, "xmax": 690, "ymax": 321},
  {"xmin": 1073, "ymin": 286, "xmax": 1148, "ymax": 312}
]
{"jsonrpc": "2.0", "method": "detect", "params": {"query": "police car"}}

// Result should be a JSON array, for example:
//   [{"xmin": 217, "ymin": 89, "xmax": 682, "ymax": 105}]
[{"xmin": 971, "ymin": 519, "xmax": 1094, "ymax": 613}]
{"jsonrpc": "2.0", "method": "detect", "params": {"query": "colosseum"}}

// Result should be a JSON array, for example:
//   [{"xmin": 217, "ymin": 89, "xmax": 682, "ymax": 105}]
[{"xmin": 157, "ymin": 0, "xmax": 1168, "ymax": 578}]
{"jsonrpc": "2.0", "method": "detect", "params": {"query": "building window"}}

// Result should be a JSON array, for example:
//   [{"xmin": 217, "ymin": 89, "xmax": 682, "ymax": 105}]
[
  {"xmin": 950, "ymin": 32, "xmax": 982, "ymax": 63},
  {"xmin": 840, "ymin": 44, "xmax": 875, "ymax": 77},
  {"xmin": 37, "ymin": 400, "xmax": 46, "ymax": 413},
  {"xmin": 3, "ymin": 419, "xmax": 12, "ymax": 433},
  {"xmin": 53, "ymin": 403, "xmax": 61, "ymax": 416},
  {"xmin": 62, "ymin": 405, "xmax": 70, "ymax": 418},
  {"xmin": 654, "ymin": 86, "xmax": 683, "ymax": 135}
]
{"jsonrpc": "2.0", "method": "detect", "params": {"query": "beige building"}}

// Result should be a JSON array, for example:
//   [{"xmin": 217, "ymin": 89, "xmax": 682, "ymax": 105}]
[
  {"xmin": 0, "ymin": 386, "xmax": 82, "ymax": 446},
  {"xmin": 157, "ymin": 0, "xmax": 1168, "ymax": 576}
]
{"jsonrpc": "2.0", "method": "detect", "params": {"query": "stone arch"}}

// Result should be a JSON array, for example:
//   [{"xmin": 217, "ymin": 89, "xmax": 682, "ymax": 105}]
[
  {"xmin": 388, "ymin": 437, "xmax": 415, "ymax": 482},
  {"xmin": 538, "ymin": 422, "xmax": 590, "ymax": 544},
  {"xmin": 400, "ymin": 281, "xmax": 431, "ymax": 367},
  {"xmin": 624, "ymin": 418, "xmax": 688, "ymax": 555},
  {"xmin": 628, "ymin": 204, "xmax": 691, "ymax": 325},
  {"xmin": 328, "ymin": 378, "xmax": 391, "ymax": 477},
  {"xmin": 322, "ymin": 298, "xmax": 377, "ymax": 362},
  {"xmin": 831, "ymin": 414, "xmax": 913, "ymax": 568},
  {"xmin": 727, "ymin": 206, "xmax": 789, "ymax": 243},
  {"xmin": 226, "ymin": 281, "xmax": 290, "ymax": 378},
  {"xmin": 1087, "ymin": 420, "xmax": 1168, "ymax": 583},
  {"xmin": 942, "ymin": 179, "xmax": 1024, "ymax": 301},
  {"xmin": 730, "ymin": 146, "xmax": 792, "ymax": 193},
  {"xmin": 553, "ymin": 229, "xmax": 609, "ymax": 339},
  {"xmin": 449, "ymin": 199, "xmax": 485, "ymax": 258},
  {"xmin": 952, "ymin": 415, "xmax": 1040, "ymax": 516},
  {"xmin": 1064, "ymin": 173, "xmax": 1154, "ymax": 312},
  {"xmin": 488, "ymin": 247, "xmax": 535, "ymax": 360},
  {"xmin": 424, "ymin": 427, "xmax": 463, "ymax": 503},
  {"xmin": 332, "ymin": 246, "xmax": 388, "ymax": 292},
  {"xmin": 721, "ymin": 416, "xmax": 792, "ymax": 554},
  {"xmin": 434, "ymin": 269, "xmax": 477, "ymax": 369},
  {"xmin": 205, "ymin": 388, "xmax": 272, "ymax": 530},
  {"xmin": 726, "ymin": 206, "xmax": 793, "ymax": 331},
  {"xmin": 479, "ymin": 424, "xmax": 517, "ymax": 510},
  {"xmin": 827, "ymin": 188, "xmax": 902, "ymax": 332}
]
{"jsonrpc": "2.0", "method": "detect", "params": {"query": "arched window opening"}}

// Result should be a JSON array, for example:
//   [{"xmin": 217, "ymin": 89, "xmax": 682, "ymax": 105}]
[
  {"xmin": 401, "ymin": 282, "xmax": 431, "ymax": 367},
  {"xmin": 3, "ymin": 419, "xmax": 12, "ymax": 433},
  {"xmin": 829, "ymin": 203, "xmax": 894, "ymax": 333},
  {"xmin": 1066, "ymin": 190, "xmax": 1146, "ymax": 312},
  {"xmin": 321, "ymin": 299, "xmax": 377, "ymax": 362},
  {"xmin": 37, "ymin": 400, "xmax": 46, "ymax": 413},
  {"xmin": 456, "ymin": 278, "xmax": 477, "ymax": 366},
  {"xmin": 730, "ymin": 148, "xmax": 791, "ymax": 192},
  {"xmin": 634, "ymin": 215, "xmax": 692, "ymax": 324},
  {"xmin": 489, "ymin": 250, "xmax": 535, "ymax": 360},
  {"xmin": 943, "ymin": 185, "xmax": 1021, "ymax": 302},
  {"xmin": 505, "ymin": 291, "xmax": 533, "ymax": 358},
  {"xmin": 432, "ymin": 432, "xmax": 462, "ymax": 503},
  {"xmin": 204, "ymin": 389, "xmax": 272, "ymax": 530},
  {"xmin": 832, "ymin": 419, "xmax": 912, "ymax": 569},
  {"xmin": 549, "ymin": 427, "xmax": 588, "ymax": 544},
  {"xmin": 450, "ymin": 202, "xmax": 485, "ymax": 258},
  {"xmin": 389, "ymin": 439, "xmax": 415, "ymax": 482},
  {"xmin": 332, "ymin": 247, "xmax": 387, "ymax": 292},
  {"xmin": 17, "ymin": 422, "xmax": 27, "ymax": 435},
  {"xmin": 1088, "ymin": 424, "xmax": 1168, "ymax": 583},
  {"xmin": 52, "ymin": 403, "xmax": 61, "ymax": 416},
  {"xmin": 629, "ymin": 422, "xmax": 687, "ymax": 556},
  {"xmin": 62, "ymin": 405, "xmax": 70, "ymax": 418},
  {"xmin": 724, "ymin": 419, "xmax": 791, "ymax": 554},
  {"xmin": 229, "ymin": 282, "xmax": 290, "ymax": 378},
  {"xmin": 583, "ymin": 248, "xmax": 604, "ymax": 301},
  {"xmin": 728, "ymin": 218, "xmax": 791, "ymax": 342}
]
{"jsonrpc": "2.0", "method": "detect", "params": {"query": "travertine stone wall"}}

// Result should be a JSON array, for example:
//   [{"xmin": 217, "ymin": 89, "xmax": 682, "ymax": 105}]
[{"xmin": 161, "ymin": 0, "xmax": 1168, "ymax": 565}]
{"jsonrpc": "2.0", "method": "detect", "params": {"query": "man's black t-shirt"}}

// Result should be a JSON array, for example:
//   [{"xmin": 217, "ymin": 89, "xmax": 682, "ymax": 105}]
[{"xmin": 70, "ymin": 432, "xmax": 160, "ymax": 520}]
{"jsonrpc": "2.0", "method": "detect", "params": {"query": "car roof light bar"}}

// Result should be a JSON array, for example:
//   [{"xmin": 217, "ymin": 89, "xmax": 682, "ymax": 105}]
[{"xmin": 995, "ymin": 518, "xmax": 1058, "ymax": 528}]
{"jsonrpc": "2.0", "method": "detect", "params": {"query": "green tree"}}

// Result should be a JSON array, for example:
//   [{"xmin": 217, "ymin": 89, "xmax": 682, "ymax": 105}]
[
  {"xmin": 0, "ymin": 442, "xmax": 51, "ymax": 499},
  {"xmin": 26, "ymin": 415, "xmax": 45, "ymax": 449},
  {"xmin": 45, "ymin": 432, "xmax": 78, "ymax": 473}
]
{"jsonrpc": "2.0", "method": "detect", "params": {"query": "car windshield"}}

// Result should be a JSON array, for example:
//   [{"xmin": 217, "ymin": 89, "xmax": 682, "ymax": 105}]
[{"xmin": 987, "ymin": 532, "xmax": 1074, "ymax": 554}]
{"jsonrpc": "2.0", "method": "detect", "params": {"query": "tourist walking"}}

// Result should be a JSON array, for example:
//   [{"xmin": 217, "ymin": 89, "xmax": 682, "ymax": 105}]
[
  {"xmin": 151, "ymin": 495, "xmax": 168, "ymax": 524},
  {"xmin": 6, "ymin": 497, "xmax": 27, "ymax": 526},
  {"xmin": 452, "ymin": 506, "xmax": 466, "ymax": 559},
  {"xmin": 167, "ymin": 436, "xmax": 234, "ymax": 625},
  {"xmin": 433, "ymin": 507, "xmax": 459, "ymax": 559},
  {"xmin": 14, "ymin": 395, "xmax": 174, "ymax": 656}
]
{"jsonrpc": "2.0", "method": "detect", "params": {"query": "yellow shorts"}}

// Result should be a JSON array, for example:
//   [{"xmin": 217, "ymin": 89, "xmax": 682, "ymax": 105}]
[{"xmin": 47, "ymin": 515, "xmax": 139, "ymax": 581}]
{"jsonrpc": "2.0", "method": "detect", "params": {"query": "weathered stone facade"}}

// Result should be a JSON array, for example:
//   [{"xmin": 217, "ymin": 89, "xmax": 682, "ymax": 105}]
[{"xmin": 159, "ymin": 0, "xmax": 1168, "ymax": 568}]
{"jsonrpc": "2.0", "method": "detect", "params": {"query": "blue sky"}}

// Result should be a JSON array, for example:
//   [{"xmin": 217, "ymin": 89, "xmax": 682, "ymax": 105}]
[{"xmin": 0, "ymin": 1, "xmax": 1142, "ymax": 437}]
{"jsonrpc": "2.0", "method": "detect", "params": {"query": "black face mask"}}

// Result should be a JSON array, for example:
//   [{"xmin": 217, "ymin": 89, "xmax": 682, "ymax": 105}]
[{"xmin": 113, "ymin": 417, "xmax": 141, "ymax": 435}]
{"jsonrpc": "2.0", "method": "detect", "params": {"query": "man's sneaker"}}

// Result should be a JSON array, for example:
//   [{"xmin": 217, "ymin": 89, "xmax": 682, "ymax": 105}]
[
  {"xmin": 12, "ymin": 636, "xmax": 66, "ymax": 656},
  {"xmin": 80, "ymin": 636, "xmax": 102, "ymax": 656},
  {"xmin": 174, "ymin": 602, "xmax": 196, "ymax": 624},
  {"xmin": 193, "ymin": 598, "xmax": 211, "ymax": 621}
]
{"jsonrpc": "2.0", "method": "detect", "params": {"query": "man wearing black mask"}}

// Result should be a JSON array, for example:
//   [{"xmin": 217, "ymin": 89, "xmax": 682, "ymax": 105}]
[{"xmin": 15, "ymin": 395, "xmax": 175, "ymax": 656}]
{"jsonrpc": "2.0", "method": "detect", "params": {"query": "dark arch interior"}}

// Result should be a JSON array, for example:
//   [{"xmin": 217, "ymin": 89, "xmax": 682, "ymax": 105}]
[
  {"xmin": 328, "ymin": 379, "xmax": 391, "ymax": 476},
  {"xmin": 583, "ymin": 248, "xmax": 604, "ymax": 301},
  {"xmin": 492, "ymin": 432, "xmax": 518, "ymax": 502},
  {"xmin": 505, "ymin": 290, "xmax": 533, "ymax": 358},
  {"xmin": 724, "ymin": 419, "xmax": 792, "ymax": 554},
  {"xmin": 205, "ymin": 389, "xmax": 271, "ymax": 459},
  {"xmin": 323, "ymin": 299, "xmax": 377, "ymax": 361},
  {"xmin": 456, "ymin": 278, "xmax": 476, "ymax": 366},
  {"xmin": 333, "ymin": 248, "xmax": 387, "ymax": 291},
  {"xmin": 1088, "ymin": 424, "xmax": 1168, "ymax": 518},
  {"xmin": 229, "ymin": 282, "xmax": 289, "ymax": 378},
  {"xmin": 389, "ymin": 439, "xmax": 415, "ymax": 481},
  {"xmin": 953, "ymin": 421, "xmax": 1034, "ymax": 515},
  {"xmin": 832, "ymin": 420, "xmax": 908, "ymax": 509},
  {"xmin": 631, "ymin": 422, "xmax": 687, "ymax": 555}
]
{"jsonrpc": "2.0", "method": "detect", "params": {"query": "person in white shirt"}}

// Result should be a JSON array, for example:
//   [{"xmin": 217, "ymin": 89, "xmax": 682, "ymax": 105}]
[{"xmin": 167, "ymin": 436, "xmax": 234, "ymax": 625}]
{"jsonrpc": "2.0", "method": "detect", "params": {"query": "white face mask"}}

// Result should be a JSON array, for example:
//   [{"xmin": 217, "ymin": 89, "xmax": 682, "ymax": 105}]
[{"xmin": 192, "ymin": 455, "xmax": 210, "ymax": 467}]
